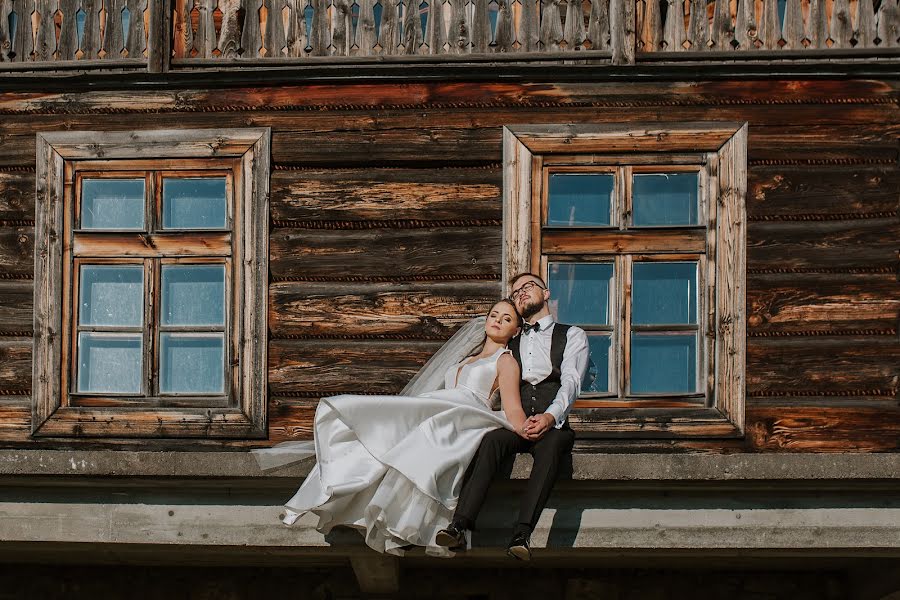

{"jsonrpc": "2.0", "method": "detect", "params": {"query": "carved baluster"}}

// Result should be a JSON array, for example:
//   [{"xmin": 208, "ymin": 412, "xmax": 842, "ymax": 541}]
[
  {"xmin": 806, "ymin": 0, "xmax": 827, "ymax": 47},
  {"xmin": 875, "ymin": 0, "xmax": 898, "ymax": 47},
  {"xmin": 687, "ymin": 0, "xmax": 707, "ymax": 49},
  {"xmin": 472, "ymin": 0, "xmax": 488, "ymax": 51},
  {"xmin": 711, "ymin": 0, "xmax": 733, "ymax": 49},
  {"xmin": 587, "ymin": 0, "xmax": 609, "ymax": 49},
  {"xmin": 217, "ymin": 0, "xmax": 242, "ymax": 56},
  {"xmin": 563, "ymin": 0, "xmax": 585, "ymax": 48},
  {"xmin": 540, "ymin": 0, "xmax": 562, "ymax": 50},
  {"xmin": 264, "ymin": 0, "xmax": 287, "ymax": 55},
  {"xmin": 447, "ymin": 0, "xmax": 468, "ymax": 52},
  {"xmin": 781, "ymin": 0, "xmax": 802, "ymax": 48},
  {"xmin": 853, "ymin": 0, "xmax": 874, "ymax": 47},
  {"xmin": 356, "ymin": 0, "xmax": 375, "ymax": 52},
  {"xmin": 33, "ymin": 0, "xmax": 56, "ymax": 60},
  {"xmin": 830, "ymin": 0, "xmax": 853, "ymax": 47},
  {"xmin": 733, "ymin": 0, "xmax": 757, "ymax": 49},
  {"xmin": 639, "ymin": 0, "xmax": 659, "ymax": 50},
  {"xmin": 241, "ymin": 0, "xmax": 263, "ymax": 57},
  {"xmin": 662, "ymin": 0, "xmax": 685, "ymax": 49},
  {"xmin": 758, "ymin": 0, "xmax": 781, "ymax": 48},
  {"xmin": 57, "ymin": 0, "xmax": 78, "ymax": 58}
]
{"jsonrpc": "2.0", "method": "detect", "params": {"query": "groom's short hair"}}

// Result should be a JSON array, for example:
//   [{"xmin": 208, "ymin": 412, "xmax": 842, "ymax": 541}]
[{"xmin": 510, "ymin": 272, "xmax": 547, "ymax": 289}]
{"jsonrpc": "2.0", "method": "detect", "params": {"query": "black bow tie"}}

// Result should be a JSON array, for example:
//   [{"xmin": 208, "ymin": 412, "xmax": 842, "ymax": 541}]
[{"xmin": 522, "ymin": 321, "xmax": 542, "ymax": 334}]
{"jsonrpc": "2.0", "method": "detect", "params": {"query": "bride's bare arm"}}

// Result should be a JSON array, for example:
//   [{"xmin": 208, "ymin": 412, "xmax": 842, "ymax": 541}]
[{"xmin": 497, "ymin": 354, "xmax": 528, "ymax": 437}]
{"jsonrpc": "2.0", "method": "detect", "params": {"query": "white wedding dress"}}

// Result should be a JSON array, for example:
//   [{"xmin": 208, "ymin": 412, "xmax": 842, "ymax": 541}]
[{"xmin": 279, "ymin": 345, "xmax": 514, "ymax": 557}]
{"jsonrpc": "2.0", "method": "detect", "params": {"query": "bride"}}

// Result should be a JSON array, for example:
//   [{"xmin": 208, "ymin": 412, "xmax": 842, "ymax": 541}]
[{"xmin": 258, "ymin": 299, "xmax": 530, "ymax": 556}]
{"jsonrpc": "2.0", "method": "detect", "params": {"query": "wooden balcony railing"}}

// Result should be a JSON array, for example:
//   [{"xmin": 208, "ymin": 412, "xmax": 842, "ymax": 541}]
[
  {"xmin": 0, "ymin": 0, "xmax": 896, "ymax": 72},
  {"xmin": 637, "ymin": 0, "xmax": 898, "ymax": 54}
]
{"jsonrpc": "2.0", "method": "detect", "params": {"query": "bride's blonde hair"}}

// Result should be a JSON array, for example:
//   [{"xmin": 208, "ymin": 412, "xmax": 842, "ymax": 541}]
[{"xmin": 465, "ymin": 299, "xmax": 523, "ymax": 357}]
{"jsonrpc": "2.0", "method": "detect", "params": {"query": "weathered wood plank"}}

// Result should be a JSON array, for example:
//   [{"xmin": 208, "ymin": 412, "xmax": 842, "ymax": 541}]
[
  {"xmin": 0, "ymin": 171, "xmax": 34, "ymax": 221},
  {"xmin": 830, "ymin": 0, "xmax": 854, "ymax": 49},
  {"xmin": 11, "ymin": 0, "xmax": 34, "ymax": 61},
  {"xmin": 0, "ymin": 339, "xmax": 30, "ymax": 391},
  {"xmin": 57, "ymin": 0, "xmax": 79, "ymax": 60},
  {"xmin": 747, "ymin": 218, "xmax": 900, "ymax": 271},
  {"xmin": 0, "ymin": 0, "xmax": 13, "ymax": 62},
  {"xmin": 0, "ymin": 280, "xmax": 33, "ymax": 332},
  {"xmin": 103, "ymin": 0, "xmax": 127, "ymax": 58},
  {"xmin": 218, "ymin": 0, "xmax": 243, "ymax": 57},
  {"xmin": 747, "ymin": 273, "xmax": 900, "ymax": 334},
  {"xmin": 0, "ymin": 402, "xmax": 30, "ymax": 441},
  {"xmin": 241, "ymin": 0, "xmax": 263, "ymax": 58},
  {"xmin": 269, "ymin": 167, "xmax": 501, "ymax": 221},
  {"xmin": 124, "ymin": 0, "xmax": 147, "ymax": 58},
  {"xmin": 748, "ymin": 165, "xmax": 899, "ymax": 218},
  {"xmin": 746, "ymin": 406, "xmax": 900, "ymax": 452},
  {"xmin": 747, "ymin": 337, "xmax": 899, "ymax": 395},
  {"xmin": 269, "ymin": 280, "xmax": 499, "ymax": 337},
  {"xmin": 542, "ymin": 228, "xmax": 707, "ymax": 254},
  {"xmin": 269, "ymin": 226, "xmax": 501, "ymax": 279},
  {"xmin": 0, "ymin": 226, "xmax": 34, "ymax": 276},
  {"xmin": 268, "ymin": 400, "xmax": 316, "ymax": 440},
  {"xmin": 268, "ymin": 338, "xmax": 443, "ymax": 393}
]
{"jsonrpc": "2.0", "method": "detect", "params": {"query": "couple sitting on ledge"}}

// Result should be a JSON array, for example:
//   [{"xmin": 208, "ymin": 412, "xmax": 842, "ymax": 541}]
[{"xmin": 255, "ymin": 272, "xmax": 589, "ymax": 560}]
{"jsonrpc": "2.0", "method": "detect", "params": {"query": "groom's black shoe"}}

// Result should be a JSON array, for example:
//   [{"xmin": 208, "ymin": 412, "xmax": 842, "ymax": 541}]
[
  {"xmin": 506, "ymin": 531, "xmax": 531, "ymax": 561},
  {"xmin": 435, "ymin": 521, "xmax": 467, "ymax": 551}
]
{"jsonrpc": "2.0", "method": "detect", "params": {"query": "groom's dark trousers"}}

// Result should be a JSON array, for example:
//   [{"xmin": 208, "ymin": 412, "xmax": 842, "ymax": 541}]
[{"xmin": 453, "ymin": 324, "xmax": 575, "ymax": 534}]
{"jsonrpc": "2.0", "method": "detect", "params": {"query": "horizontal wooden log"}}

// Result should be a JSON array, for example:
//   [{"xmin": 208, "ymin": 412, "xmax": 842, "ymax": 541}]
[
  {"xmin": 268, "ymin": 400, "xmax": 318, "ymax": 441},
  {"xmin": 269, "ymin": 280, "xmax": 500, "ymax": 338},
  {"xmin": 0, "ymin": 226, "xmax": 33, "ymax": 276},
  {"xmin": 0, "ymin": 171, "xmax": 34, "ymax": 221},
  {"xmin": 746, "ymin": 406, "xmax": 900, "ymax": 452},
  {"xmin": 269, "ymin": 227, "xmax": 501, "ymax": 280},
  {"xmin": 1, "ymin": 80, "xmax": 896, "ymax": 116},
  {"xmin": 0, "ymin": 340, "xmax": 30, "ymax": 392},
  {"xmin": 268, "ymin": 338, "xmax": 443, "ymax": 394},
  {"xmin": 746, "ymin": 337, "xmax": 899, "ymax": 395},
  {"xmin": 270, "ymin": 168, "xmax": 501, "ymax": 222},
  {"xmin": 0, "ymin": 403, "xmax": 30, "ymax": 442},
  {"xmin": 747, "ymin": 218, "xmax": 900, "ymax": 271},
  {"xmin": 748, "ymin": 165, "xmax": 900, "ymax": 219},
  {"xmin": 0, "ymin": 280, "xmax": 32, "ymax": 333},
  {"xmin": 747, "ymin": 273, "xmax": 900, "ymax": 334},
  {"xmin": 2, "ymin": 120, "xmax": 899, "ymax": 167}
]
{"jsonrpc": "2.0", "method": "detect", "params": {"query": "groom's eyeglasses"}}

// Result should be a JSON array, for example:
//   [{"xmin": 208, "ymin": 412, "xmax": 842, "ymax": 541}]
[{"xmin": 510, "ymin": 280, "xmax": 545, "ymax": 302}]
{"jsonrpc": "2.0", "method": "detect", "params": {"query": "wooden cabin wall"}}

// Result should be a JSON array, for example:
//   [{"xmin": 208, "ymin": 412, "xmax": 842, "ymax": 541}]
[{"xmin": 0, "ymin": 79, "xmax": 897, "ymax": 452}]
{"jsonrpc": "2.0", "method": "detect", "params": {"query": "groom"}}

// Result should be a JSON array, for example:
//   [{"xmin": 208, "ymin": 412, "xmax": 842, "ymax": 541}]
[{"xmin": 436, "ymin": 273, "xmax": 589, "ymax": 560}]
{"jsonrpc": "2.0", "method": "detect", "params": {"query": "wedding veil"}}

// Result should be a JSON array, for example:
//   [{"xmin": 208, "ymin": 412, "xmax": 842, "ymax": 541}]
[{"xmin": 252, "ymin": 316, "xmax": 488, "ymax": 470}]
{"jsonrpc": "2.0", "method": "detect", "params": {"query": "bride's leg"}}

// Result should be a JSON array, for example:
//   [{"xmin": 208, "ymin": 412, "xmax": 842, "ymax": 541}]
[{"xmin": 453, "ymin": 428, "xmax": 525, "ymax": 529}]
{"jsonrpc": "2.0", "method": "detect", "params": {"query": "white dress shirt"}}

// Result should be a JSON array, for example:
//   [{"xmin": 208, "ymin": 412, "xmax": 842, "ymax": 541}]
[{"xmin": 518, "ymin": 314, "xmax": 590, "ymax": 429}]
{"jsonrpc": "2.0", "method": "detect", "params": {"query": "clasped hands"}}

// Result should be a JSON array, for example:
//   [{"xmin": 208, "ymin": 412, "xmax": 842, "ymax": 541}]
[{"xmin": 518, "ymin": 413, "xmax": 555, "ymax": 441}]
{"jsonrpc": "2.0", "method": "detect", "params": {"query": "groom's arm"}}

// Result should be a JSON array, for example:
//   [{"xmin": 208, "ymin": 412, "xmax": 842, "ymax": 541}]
[{"xmin": 544, "ymin": 326, "xmax": 590, "ymax": 430}]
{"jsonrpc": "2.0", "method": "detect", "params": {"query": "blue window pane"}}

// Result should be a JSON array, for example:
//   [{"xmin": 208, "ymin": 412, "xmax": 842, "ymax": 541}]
[
  {"xmin": 162, "ymin": 178, "xmax": 227, "ymax": 229},
  {"xmin": 547, "ymin": 174, "xmax": 613, "ymax": 226},
  {"xmin": 161, "ymin": 265, "xmax": 225, "ymax": 326},
  {"xmin": 632, "ymin": 262, "xmax": 697, "ymax": 325},
  {"xmin": 160, "ymin": 333, "xmax": 225, "ymax": 394},
  {"xmin": 548, "ymin": 262, "xmax": 613, "ymax": 326},
  {"xmin": 79, "ymin": 265, "xmax": 143, "ymax": 327},
  {"xmin": 77, "ymin": 333, "xmax": 142, "ymax": 393},
  {"xmin": 583, "ymin": 334, "xmax": 611, "ymax": 393},
  {"xmin": 631, "ymin": 333, "xmax": 697, "ymax": 394},
  {"xmin": 81, "ymin": 179, "xmax": 145, "ymax": 230},
  {"xmin": 632, "ymin": 173, "xmax": 698, "ymax": 226}
]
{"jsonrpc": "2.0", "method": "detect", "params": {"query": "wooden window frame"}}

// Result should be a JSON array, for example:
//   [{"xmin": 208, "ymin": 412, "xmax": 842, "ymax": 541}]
[
  {"xmin": 33, "ymin": 129, "xmax": 271, "ymax": 439},
  {"xmin": 503, "ymin": 123, "xmax": 747, "ymax": 438}
]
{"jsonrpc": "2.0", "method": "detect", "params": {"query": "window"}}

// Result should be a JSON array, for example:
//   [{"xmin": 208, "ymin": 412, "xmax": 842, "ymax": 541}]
[
  {"xmin": 33, "ymin": 129, "xmax": 270, "ymax": 438},
  {"xmin": 503, "ymin": 124, "xmax": 747, "ymax": 437}
]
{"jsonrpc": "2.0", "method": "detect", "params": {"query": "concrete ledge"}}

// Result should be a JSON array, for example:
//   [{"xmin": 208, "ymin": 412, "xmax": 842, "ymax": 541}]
[
  {"xmin": 1, "ymin": 500, "xmax": 899, "ymax": 555},
  {"xmin": 0, "ymin": 449, "xmax": 898, "ymax": 481}
]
